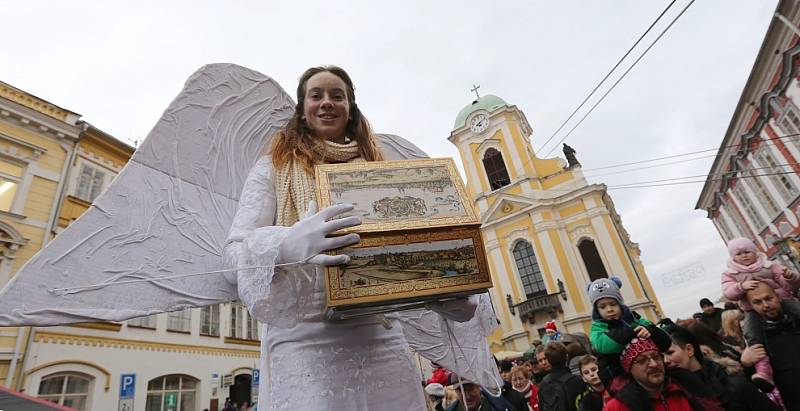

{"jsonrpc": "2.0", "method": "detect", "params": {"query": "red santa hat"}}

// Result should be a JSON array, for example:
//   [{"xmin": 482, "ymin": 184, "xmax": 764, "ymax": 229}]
[{"xmin": 544, "ymin": 321, "xmax": 558, "ymax": 332}]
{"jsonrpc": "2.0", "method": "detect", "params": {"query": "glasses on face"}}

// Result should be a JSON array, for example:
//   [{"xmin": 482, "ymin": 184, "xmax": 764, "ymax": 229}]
[{"xmin": 632, "ymin": 352, "xmax": 662, "ymax": 367}]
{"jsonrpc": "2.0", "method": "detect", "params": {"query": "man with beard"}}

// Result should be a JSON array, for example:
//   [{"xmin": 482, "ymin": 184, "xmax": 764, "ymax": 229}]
[
  {"xmin": 745, "ymin": 282, "xmax": 800, "ymax": 410},
  {"xmin": 603, "ymin": 337, "xmax": 723, "ymax": 410}
]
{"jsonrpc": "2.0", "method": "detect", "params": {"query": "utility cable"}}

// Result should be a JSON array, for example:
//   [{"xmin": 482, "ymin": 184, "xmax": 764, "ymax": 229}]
[
  {"xmin": 535, "ymin": 0, "xmax": 678, "ymax": 153},
  {"xmin": 541, "ymin": 0, "xmax": 696, "ymax": 158}
]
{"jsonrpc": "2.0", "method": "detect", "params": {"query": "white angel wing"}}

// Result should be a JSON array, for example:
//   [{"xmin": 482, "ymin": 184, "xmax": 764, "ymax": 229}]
[
  {"xmin": 0, "ymin": 64, "xmax": 296, "ymax": 326},
  {"xmin": 0, "ymin": 64, "xmax": 431, "ymax": 326}
]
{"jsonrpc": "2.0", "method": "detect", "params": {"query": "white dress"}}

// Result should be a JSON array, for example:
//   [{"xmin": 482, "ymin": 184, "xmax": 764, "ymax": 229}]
[{"xmin": 223, "ymin": 156, "xmax": 501, "ymax": 411}]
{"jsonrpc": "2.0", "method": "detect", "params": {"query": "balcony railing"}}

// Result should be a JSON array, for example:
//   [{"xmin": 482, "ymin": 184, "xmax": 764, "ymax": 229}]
[{"xmin": 514, "ymin": 293, "xmax": 562, "ymax": 323}]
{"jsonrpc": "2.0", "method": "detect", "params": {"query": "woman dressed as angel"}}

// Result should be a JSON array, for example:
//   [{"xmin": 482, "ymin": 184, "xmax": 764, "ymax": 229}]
[{"xmin": 221, "ymin": 66, "xmax": 500, "ymax": 410}]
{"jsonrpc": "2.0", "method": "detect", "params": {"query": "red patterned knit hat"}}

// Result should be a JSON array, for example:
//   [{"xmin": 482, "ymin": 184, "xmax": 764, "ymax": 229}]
[{"xmin": 620, "ymin": 337, "xmax": 660, "ymax": 372}]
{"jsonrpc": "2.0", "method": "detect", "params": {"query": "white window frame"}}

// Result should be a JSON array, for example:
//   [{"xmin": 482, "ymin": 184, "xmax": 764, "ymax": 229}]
[
  {"xmin": 145, "ymin": 374, "xmax": 197, "ymax": 411},
  {"xmin": 715, "ymin": 217, "xmax": 734, "ymax": 242},
  {"xmin": 128, "ymin": 314, "xmax": 157, "ymax": 329},
  {"xmin": 200, "ymin": 304, "xmax": 220, "ymax": 336},
  {"xmin": 74, "ymin": 161, "xmax": 107, "ymax": 203},
  {"xmin": 742, "ymin": 165, "xmax": 781, "ymax": 218},
  {"xmin": 37, "ymin": 372, "xmax": 93, "ymax": 411},
  {"xmin": 247, "ymin": 313, "xmax": 259, "ymax": 340},
  {"xmin": 230, "ymin": 303, "xmax": 244, "ymax": 339},
  {"xmin": 166, "ymin": 309, "xmax": 191, "ymax": 333},
  {"xmin": 732, "ymin": 181, "xmax": 767, "ymax": 230},
  {"xmin": 753, "ymin": 146, "xmax": 800, "ymax": 204},
  {"xmin": 0, "ymin": 157, "xmax": 26, "ymax": 214}
]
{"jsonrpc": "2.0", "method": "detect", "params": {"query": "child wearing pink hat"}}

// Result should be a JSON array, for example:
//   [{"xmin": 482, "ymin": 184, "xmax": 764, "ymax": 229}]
[{"xmin": 721, "ymin": 236, "xmax": 800, "ymax": 390}]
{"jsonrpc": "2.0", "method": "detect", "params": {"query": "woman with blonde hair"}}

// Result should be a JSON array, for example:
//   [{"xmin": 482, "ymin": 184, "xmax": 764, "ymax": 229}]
[{"xmin": 720, "ymin": 309, "xmax": 745, "ymax": 349}]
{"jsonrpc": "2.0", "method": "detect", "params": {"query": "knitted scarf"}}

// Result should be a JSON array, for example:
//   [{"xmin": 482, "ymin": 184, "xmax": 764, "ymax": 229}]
[
  {"xmin": 275, "ymin": 139, "xmax": 361, "ymax": 226},
  {"xmin": 725, "ymin": 252, "xmax": 775, "ymax": 274}
]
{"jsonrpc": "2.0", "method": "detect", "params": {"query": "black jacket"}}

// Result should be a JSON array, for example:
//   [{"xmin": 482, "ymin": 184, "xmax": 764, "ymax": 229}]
[
  {"xmin": 501, "ymin": 380, "xmax": 528, "ymax": 411},
  {"xmin": 537, "ymin": 366, "xmax": 585, "ymax": 411},
  {"xmin": 607, "ymin": 369, "xmax": 722, "ymax": 411},
  {"xmin": 762, "ymin": 309, "xmax": 800, "ymax": 411},
  {"xmin": 694, "ymin": 360, "xmax": 780, "ymax": 411}
]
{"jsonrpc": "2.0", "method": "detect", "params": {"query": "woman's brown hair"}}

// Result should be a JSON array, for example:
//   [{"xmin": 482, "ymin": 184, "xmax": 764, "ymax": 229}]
[{"xmin": 270, "ymin": 65, "xmax": 384, "ymax": 172}]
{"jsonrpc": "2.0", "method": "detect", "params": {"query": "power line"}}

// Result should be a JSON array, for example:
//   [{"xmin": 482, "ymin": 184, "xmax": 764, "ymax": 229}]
[
  {"xmin": 516, "ymin": 132, "xmax": 800, "ymax": 182},
  {"xmin": 541, "ymin": 0, "xmax": 696, "ymax": 158},
  {"xmin": 584, "ymin": 154, "xmax": 717, "ymax": 178},
  {"xmin": 535, "ymin": 0, "xmax": 678, "ymax": 153},
  {"xmin": 609, "ymin": 170, "xmax": 799, "ymax": 190}
]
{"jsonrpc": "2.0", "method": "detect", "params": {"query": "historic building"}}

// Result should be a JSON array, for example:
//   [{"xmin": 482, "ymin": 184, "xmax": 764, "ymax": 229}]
[
  {"xmin": 449, "ymin": 94, "xmax": 662, "ymax": 351},
  {"xmin": 0, "ymin": 82, "xmax": 261, "ymax": 411},
  {"xmin": 696, "ymin": 0, "xmax": 800, "ymax": 267}
]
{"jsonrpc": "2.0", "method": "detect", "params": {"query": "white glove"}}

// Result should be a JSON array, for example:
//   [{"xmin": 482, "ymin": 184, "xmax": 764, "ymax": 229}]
[
  {"xmin": 426, "ymin": 295, "xmax": 479, "ymax": 322},
  {"xmin": 275, "ymin": 200, "xmax": 361, "ymax": 266}
]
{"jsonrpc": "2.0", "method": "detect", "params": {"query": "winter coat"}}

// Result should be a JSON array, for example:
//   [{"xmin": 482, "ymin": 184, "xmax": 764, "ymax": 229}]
[
  {"xmin": 694, "ymin": 359, "xmax": 780, "ymax": 411},
  {"xmin": 445, "ymin": 391, "xmax": 516, "ymax": 411},
  {"xmin": 721, "ymin": 262, "xmax": 800, "ymax": 311},
  {"xmin": 698, "ymin": 307, "xmax": 724, "ymax": 333},
  {"xmin": 501, "ymin": 380, "xmax": 529, "ymax": 411},
  {"xmin": 589, "ymin": 309, "xmax": 654, "ymax": 355},
  {"xmin": 575, "ymin": 388, "xmax": 603, "ymax": 411},
  {"xmin": 517, "ymin": 382, "xmax": 540, "ymax": 411},
  {"xmin": 761, "ymin": 307, "xmax": 800, "ymax": 410},
  {"xmin": 602, "ymin": 370, "xmax": 723, "ymax": 411},
  {"xmin": 537, "ymin": 366, "xmax": 585, "ymax": 411}
]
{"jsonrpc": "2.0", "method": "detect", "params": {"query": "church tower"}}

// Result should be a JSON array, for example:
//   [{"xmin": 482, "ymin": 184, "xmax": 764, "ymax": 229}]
[{"xmin": 449, "ymin": 94, "xmax": 662, "ymax": 352}]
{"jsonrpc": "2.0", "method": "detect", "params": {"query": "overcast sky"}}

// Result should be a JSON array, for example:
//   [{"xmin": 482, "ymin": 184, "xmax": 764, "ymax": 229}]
[{"xmin": 2, "ymin": 0, "xmax": 779, "ymax": 319}]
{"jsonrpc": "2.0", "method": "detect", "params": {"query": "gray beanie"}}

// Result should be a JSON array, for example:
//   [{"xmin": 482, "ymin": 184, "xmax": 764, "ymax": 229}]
[{"xmin": 587, "ymin": 277, "xmax": 624, "ymax": 307}]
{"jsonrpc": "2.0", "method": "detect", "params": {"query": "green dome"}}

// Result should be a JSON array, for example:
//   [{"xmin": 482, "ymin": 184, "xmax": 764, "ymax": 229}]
[{"xmin": 453, "ymin": 94, "xmax": 509, "ymax": 130}]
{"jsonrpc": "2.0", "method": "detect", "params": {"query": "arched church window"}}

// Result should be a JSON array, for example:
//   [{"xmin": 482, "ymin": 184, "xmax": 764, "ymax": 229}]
[
  {"xmin": 483, "ymin": 148, "xmax": 511, "ymax": 190},
  {"xmin": 512, "ymin": 240, "xmax": 547, "ymax": 298},
  {"xmin": 578, "ymin": 239, "xmax": 608, "ymax": 281},
  {"xmin": 38, "ymin": 372, "xmax": 92, "ymax": 410},
  {"xmin": 146, "ymin": 374, "xmax": 197, "ymax": 411}
]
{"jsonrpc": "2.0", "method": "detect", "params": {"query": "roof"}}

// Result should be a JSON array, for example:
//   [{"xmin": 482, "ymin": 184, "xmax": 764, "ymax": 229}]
[
  {"xmin": 453, "ymin": 94, "xmax": 509, "ymax": 130},
  {"xmin": 695, "ymin": 0, "xmax": 799, "ymax": 212},
  {"xmin": 0, "ymin": 385, "xmax": 78, "ymax": 410}
]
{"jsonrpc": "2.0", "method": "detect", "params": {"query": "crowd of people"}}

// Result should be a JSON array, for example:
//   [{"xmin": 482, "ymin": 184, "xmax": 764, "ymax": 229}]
[{"xmin": 422, "ymin": 237, "xmax": 800, "ymax": 411}]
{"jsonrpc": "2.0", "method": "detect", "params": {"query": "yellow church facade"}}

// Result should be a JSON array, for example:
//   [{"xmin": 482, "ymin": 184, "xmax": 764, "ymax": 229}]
[{"xmin": 449, "ymin": 95, "xmax": 662, "ymax": 352}]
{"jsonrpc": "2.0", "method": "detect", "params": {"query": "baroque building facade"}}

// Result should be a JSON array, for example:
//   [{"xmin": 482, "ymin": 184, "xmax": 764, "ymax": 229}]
[
  {"xmin": 697, "ymin": 0, "xmax": 800, "ymax": 266},
  {"xmin": 449, "ymin": 94, "xmax": 662, "ymax": 351},
  {"xmin": 0, "ymin": 82, "xmax": 260, "ymax": 411}
]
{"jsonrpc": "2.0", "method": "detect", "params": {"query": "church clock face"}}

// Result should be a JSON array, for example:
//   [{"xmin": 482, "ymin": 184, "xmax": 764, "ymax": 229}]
[{"xmin": 470, "ymin": 114, "xmax": 489, "ymax": 133}]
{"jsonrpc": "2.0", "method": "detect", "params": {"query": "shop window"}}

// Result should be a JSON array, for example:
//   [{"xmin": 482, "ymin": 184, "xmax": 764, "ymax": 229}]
[{"xmin": 146, "ymin": 374, "xmax": 197, "ymax": 411}]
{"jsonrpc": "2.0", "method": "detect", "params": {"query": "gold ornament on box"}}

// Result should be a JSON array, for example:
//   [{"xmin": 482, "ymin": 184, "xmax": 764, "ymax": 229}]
[{"xmin": 315, "ymin": 158, "xmax": 493, "ymax": 320}]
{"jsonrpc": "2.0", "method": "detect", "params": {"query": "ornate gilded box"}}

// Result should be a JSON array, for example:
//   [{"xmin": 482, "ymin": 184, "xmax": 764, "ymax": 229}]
[{"xmin": 315, "ymin": 158, "xmax": 493, "ymax": 320}]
